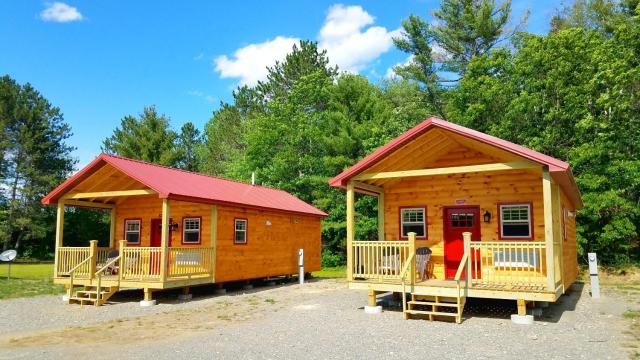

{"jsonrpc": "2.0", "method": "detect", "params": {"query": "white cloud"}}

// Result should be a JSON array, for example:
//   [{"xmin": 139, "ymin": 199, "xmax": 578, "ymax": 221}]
[
  {"xmin": 319, "ymin": 4, "xmax": 400, "ymax": 73},
  {"xmin": 214, "ymin": 36, "xmax": 300, "ymax": 87},
  {"xmin": 40, "ymin": 2, "xmax": 83, "ymax": 23},
  {"xmin": 213, "ymin": 4, "xmax": 398, "ymax": 85},
  {"xmin": 193, "ymin": 53, "xmax": 204, "ymax": 61},
  {"xmin": 385, "ymin": 55, "xmax": 414, "ymax": 79}
]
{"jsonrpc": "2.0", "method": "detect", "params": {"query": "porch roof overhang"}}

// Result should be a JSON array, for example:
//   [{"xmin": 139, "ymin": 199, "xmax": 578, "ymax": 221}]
[
  {"xmin": 42, "ymin": 153, "xmax": 328, "ymax": 218},
  {"xmin": 329, "ymin": 117, "xmax": 583, "ymax": 209}
]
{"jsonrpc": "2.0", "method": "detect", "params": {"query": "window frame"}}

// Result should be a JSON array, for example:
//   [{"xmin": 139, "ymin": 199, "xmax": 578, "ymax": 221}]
[
  {"xmin": 124, "ymin": 218, "xmax": 142, "ymax": 245},
  {"xmin": 234, "ymin": 218, "xmax": 248, "ymax": 245},
  {"xmin": 181, "ymin": 216, "xmax": 202, "ymax": 245},
  {"xmin": 497, "ymin": 202, "xmax": 533, "ymax": 240},
  {"xmin": 398, "ymin": 206, "xmax": 427, "ymax": 240}
]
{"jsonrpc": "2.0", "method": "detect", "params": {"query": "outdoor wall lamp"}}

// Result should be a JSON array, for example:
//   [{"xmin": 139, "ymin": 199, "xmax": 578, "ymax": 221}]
[
  {"xmin": 483, "ymin": 210, "xmax": 491, "ymax": 223},
  {"xmin": 169, "ymin": 222, "xmax": 179, "ymax": 231}
]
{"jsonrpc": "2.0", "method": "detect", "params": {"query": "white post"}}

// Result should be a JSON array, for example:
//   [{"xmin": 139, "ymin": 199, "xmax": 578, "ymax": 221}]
[
  {"xmin": 588, "ymin": 253, "xmax": 600, "ymax": 298},
  {"xmin": 298, "ymin": 248, "xmax": 304, "ymax": 284}
]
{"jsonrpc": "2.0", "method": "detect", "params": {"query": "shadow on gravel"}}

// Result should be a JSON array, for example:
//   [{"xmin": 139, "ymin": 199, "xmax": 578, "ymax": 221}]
[
  {"xmin": 375, "ymin": 284, "xmax": 584, "ymax": 323},
  {"xmin": 103, "ymin": 276, "xmax": 311, "ymax": 306}
]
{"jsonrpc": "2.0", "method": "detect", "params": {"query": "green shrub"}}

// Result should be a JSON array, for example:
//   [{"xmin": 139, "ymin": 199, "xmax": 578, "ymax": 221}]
[{"xmin": 321, "ymin": 249, "xmax": 345, "ymax": 267}]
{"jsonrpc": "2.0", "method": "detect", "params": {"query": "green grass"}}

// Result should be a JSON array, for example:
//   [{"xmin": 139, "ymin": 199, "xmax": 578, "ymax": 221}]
[
  {"xmin": 624, "ymin": 310, "xmax": 640, "ymax": 320},
  {"xmin": 312, "ymin": 266, "xmax": 346, "ymax": 278},
  {"xmin": 0, "ymin": 263, "xmax": 64, "ymax": 300}
]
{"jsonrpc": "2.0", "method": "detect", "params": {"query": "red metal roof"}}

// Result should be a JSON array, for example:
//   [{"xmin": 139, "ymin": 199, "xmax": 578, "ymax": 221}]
[
  {"xmin": 329, "ymin": 117, "xmax": 583, "ymax": 208},
  {"xmin": 42, "ymin": 153, "xmax": 328, "ymax": 217}
]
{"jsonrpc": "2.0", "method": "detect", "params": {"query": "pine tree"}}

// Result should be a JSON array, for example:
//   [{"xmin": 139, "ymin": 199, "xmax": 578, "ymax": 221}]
[
  {"xmin": 0, "ymin": 75, "xmax": 75, "ymax": 254},
  {"xmin": 102, "ymin": 105, "xmax": 179, "ymax": 166}
]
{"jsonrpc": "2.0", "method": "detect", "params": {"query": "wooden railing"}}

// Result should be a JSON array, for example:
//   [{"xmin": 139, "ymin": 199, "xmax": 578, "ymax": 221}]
[
  {"xmin": 167, "ymin": 247, "xmax": 214, "ymax": 278},
  {"xmin": 67, "ymin": 256, "xmax": 93, "ymax": 297},
  {"xmin": 57, "ymin": 247, "xmax": 92, "ymax": 275},
  {"xmin": 57, "ymin": 243, "xmax": 110, "ymax": 277},
  {"xmin": 351, "ymin": 240, "xmax": 412, "ymax": 281},
  {"xmin": 95, "ymin": 255, "xmax": 121, "ymax": 306},
  {"xmin": 121, "ymin": 246, "xmax": 162, "ymax": 280},
  {"xmin": 466, "ymin": 237, "xmax": 547, "ymax": 289}
]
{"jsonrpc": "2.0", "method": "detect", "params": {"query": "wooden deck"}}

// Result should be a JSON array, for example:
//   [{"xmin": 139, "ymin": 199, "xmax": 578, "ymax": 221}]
[{"xmin": 348, "ymin": 234, "xmax": 563, "ymax": 303}]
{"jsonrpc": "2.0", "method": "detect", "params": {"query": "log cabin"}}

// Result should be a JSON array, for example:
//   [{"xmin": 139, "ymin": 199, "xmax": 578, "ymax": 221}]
[
  {"xmin": 42, "ymin": 153, "xmax": 326, "ymax": 306},
  {"xmin": 328, "ymin": 117, "xmax": 582, "ymax": 323}
]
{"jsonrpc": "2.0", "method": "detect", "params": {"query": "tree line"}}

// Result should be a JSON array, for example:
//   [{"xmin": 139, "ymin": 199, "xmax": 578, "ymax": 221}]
[{"xmin": 1, "ymin": 0, "xmax": 638, "ymax": 265}]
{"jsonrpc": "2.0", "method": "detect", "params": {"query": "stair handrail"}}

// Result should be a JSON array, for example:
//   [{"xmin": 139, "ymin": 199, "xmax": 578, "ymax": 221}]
[
  {"xmin": 400, "ymin": 252, "xmax": 416, "ymax": 315},
  {"xmin": 454, "ymin": 253, "xmax": 469, "ymax": 299},
  {"xmin": 67, "ymin": 256, "xmax": 93, "ymax": 298},
  {"xmin": 93, "ymin": 255, "xmax": 121, "ymax": 307}
]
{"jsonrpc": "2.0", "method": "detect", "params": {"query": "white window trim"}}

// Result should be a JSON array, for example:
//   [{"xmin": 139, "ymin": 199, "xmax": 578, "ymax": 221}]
[
  {"xmin": 234, "ymin": 219, "xmax": 248, "ymax": 244},
  {"xmin": 182, "ymin": 217, "xmax": 201, "ymax": 244},
  {"xmin": 499, "ymin": 203, "xmax": 532, "ymax": 239},
  {"xmin": 400, "ymin": 207, "xmax": 426, "ymax": 238},
  {"xmin": 125, "ymin": 219, "xmax": 141, "ymax": 244}
]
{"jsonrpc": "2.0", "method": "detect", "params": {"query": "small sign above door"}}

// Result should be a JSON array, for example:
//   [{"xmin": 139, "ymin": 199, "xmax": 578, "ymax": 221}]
[{"xmin": 455, "ymin": 199, "xmax": 466, "ymax": 205}]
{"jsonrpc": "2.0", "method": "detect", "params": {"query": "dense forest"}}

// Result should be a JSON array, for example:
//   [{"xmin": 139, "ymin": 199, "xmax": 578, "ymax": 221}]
[{"xmin": 1, "ymin": 0, "xmax": 638, "ymax": 266}]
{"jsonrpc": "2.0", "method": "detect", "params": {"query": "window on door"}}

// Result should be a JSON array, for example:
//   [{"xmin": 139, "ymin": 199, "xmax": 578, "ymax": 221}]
[
  {"xmin": 451, "ymin": 213, "xmax": 474, "ymax": 227},
  {"xmin": 234, "ymin": 218, "xmax": 248, "ymax": 244},
  {"xmin": 182, "ymin": 217, "xmax": 201, "ymax": 244},
  {"xmin": 124, "ymin": 219, "xmax": 141, "ymax": 245},
  {"xmin": 498, "ymin": 203, "xmax": 532, "ymax": 239},
  {"xmin": 400, "ymin": 207, "xmax": 426, "ymax": 239}
]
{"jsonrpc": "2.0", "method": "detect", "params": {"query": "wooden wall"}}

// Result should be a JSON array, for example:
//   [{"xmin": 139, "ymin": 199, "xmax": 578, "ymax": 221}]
[
  {"xmin": 560, "ymin": 189, "xmax": 579, "ymax": 290},
  {"xmin": 382, "ymin": 168, "xmax": 544, "ymax": 280},
  {"xmin": 115, "ymin": 196, "xmax": 212, "ymax": 247},
  {"xmin": 214, "ymin": 205, "xmax": 321, "ymax": 282},
  {"xmin": 114, "ymin": 196, "xmax": 322, "ymax": 282}
]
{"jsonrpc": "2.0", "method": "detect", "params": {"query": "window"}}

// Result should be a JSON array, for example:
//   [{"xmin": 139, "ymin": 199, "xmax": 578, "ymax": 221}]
[
  {"xmin": 234, "ymin": 218, "xmax": 248, "ymax": 244},
  {"xmin": 182, "ymin": 217, "xmax": 201, "ymax": 244},
  {"xmin": 400, "ymin": 207, "xmax": 426, "ymax": 239},
  {"xmin": 499, "ymin": 203, "xmax": 532, "ymax": 239},
  {"xmin": 124, "ymin": 219, "xmax": 141, "ymax": 244},
  {"xmin": 451, "ymin": 213, "xmax": 474, "ymax": 227}
]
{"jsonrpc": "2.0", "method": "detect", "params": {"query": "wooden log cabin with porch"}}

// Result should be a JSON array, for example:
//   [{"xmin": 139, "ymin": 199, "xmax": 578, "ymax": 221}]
[
  {"xmin": 42, "ymin": 154, "xmax": 326, "ymax": 306},
  {"xmin": 329, "ymin": 117, "xmax": 582, "ymax": 323}
]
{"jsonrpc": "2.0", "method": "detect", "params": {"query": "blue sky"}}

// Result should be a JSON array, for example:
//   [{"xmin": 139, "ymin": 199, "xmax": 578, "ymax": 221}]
[{"xmin": 0, "ymin": 1, "xmax": 562, "ymax": 168}]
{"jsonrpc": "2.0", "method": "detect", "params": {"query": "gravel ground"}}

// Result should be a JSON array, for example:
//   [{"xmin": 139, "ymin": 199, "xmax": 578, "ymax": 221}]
[{"xmin": 0, "ymin": 279, "xmax": 634, "ymax": 360}]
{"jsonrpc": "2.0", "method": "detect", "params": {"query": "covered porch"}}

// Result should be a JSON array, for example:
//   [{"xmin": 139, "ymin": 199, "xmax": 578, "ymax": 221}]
[
  {"xmin": 47, "ymin": 161, "xmax": 217, "ymax": 305},
  {"xmin": 343, "ymin": 160, "xmax": 565, "ymax": 303}
]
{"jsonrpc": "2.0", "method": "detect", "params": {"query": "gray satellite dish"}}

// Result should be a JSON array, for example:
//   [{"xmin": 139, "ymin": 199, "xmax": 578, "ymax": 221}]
[{"xmin": 0, "ymin": 250, "xmax": 17, "ymax": 279}]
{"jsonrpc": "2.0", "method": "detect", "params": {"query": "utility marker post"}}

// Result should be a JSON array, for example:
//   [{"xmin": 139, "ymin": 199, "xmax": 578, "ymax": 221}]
[
  {"xmin": 298, "ymin": 248, "xmax": 304, "ymax": 285},
  {"xmin": 588, "ymin": 253, "xmax": 600, "ymax": 299}
]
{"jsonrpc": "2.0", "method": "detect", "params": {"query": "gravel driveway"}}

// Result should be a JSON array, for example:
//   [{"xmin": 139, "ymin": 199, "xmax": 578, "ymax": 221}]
[{"xmin": 0, "ymin": 278, "xmax": 633, "ymax": 360}]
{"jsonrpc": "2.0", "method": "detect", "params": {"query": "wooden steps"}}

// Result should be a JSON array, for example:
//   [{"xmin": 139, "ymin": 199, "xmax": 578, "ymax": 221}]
[
  {"xmin": 68, "ymin": 285, "xmax": 119, "ymax": 306},
  {"xmin": 403, "ymin": 291, "xmax": 466, "ymax": 324}
]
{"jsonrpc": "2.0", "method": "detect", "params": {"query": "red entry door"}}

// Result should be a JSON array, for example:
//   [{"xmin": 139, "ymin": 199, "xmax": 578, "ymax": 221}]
[
  {"xmin": 444, "ymin": 206, "xmax": 481, "ymax": 279},
  {"xmin": 150, "ymin": 219, "xmax": 172, "ymax": 275},
  {"xmin": 150, "ymin": 218, "xmax": 172, "ymax": 246}
]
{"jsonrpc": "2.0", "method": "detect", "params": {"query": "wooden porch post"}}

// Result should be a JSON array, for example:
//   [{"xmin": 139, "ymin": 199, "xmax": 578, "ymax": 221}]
[
  {"xmin": 160, "ymin": 198, "xmax": 170, "ymax": 282},
  {"xmin": 89, "ymin": 240, "xmax": 98, "ymax": 279},
  {"xmin": 346, "ymin": 181, "xmax": 355, "ymax": 281},
  {"xmin": 118, "ymin": 240, "xmax": 126, "ymax": 282},
  {"xmin": 377, "ymin": 192, "xmax": 385, "ymax": 241},
  {"xmin": 109, "ymin": 207, "xmax": 116, "ymax": 249},
  {"xmin": 552, "ymin": 181, "xmax": 564, "ymax": 292},
  {"xmin": 210, "ymin": 205, "xmax": 218, "ymax": 281},
  {"xmin": 53, "ymin": 201, "xmax": 65, "ymax": 278},
  {"xmin": 463, "ymin": 232, "xmax": 472, "ymax": 288},
  {"xmin": 542, "ymin": 166, "xmax": 556, "ymax": 291},
  {"xmin": 408, "ymin": 232, "xmax": 416, "ymax": 284}
]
